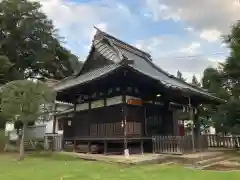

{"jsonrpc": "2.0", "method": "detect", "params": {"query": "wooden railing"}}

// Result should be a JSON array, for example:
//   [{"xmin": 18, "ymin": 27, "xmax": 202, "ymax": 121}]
[
  {"xmin": 152, "ymin": 135, "xmax": 208, "ymax": 154},
  {"xmin": 206, "ymin": 134, "xmax": 240, "ymax": 149},
  {"xmin": 152, "ymin": 135, "xmax": 240, "ymax": 154}
]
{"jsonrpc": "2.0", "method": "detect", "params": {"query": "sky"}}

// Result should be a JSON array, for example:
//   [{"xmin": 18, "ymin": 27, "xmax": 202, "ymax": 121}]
[{"xmin": 33, "ymin": 0, "xmax": 240, "ymax": 82}]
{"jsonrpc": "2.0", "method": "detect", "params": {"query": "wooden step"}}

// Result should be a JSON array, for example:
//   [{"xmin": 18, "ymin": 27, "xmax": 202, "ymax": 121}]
[
  {"xmin": 196, "ymin": 156, "xmax": 229, "ymax": 167},
  {"xmin": 24, "ymin": 141, "xmax": 36, "ymax": 150}
]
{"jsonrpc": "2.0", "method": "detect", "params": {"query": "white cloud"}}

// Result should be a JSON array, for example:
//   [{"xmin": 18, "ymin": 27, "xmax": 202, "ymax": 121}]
[
  {"xmin": 26, "ymin": 0, "xmax": 229, "ymax": 82},
  {"xmin": 134, "ymin": 36, "xmax": 225, "ymax": 81},
  {"xmin": 200, "ymin": 29, "xmax": 221, "ymax": 42},
  {"xmin": 145, "ymin": 0, "xmax": 240, "ymax": 41},
  {"xmin": 29, "ymin": 0, "xmax": 138, "ymax": 57},
  {"xmin": 135, "ymin": 37, "xmax": 163, "ymax": 53},
  {"xmin": 185, "ymin": 27, "xmax": 194, "ymax": 32},
  {"xmin": 179, "ymin": 42, "xmax": 201, "ymax": 54}
]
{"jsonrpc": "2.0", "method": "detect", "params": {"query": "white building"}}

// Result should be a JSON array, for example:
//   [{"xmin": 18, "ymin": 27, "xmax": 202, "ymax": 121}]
[{"xmin": 4, "ymin": 79, "xmax": 73, "ymax": 138}]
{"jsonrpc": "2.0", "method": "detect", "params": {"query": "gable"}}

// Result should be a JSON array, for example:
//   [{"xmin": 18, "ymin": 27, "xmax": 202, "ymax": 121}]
[
  {"xmin": 79, "ymin": 47, "xmax": 114, "ymax": 75},
  {"xmin": 77, "ymin": 32, "xmax": 123, "ymax": 76}
]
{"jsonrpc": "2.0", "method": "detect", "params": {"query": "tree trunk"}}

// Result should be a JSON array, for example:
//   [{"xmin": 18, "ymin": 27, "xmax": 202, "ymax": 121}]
[{"xmin": 19, "ymin": 122, "xmax": 27, "ymax": 161}]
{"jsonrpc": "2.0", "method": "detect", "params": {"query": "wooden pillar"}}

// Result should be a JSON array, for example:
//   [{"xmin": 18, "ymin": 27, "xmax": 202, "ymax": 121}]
[
  {"xmin": 123, "ymin": 105, "xmax": 128, "ymax": 151},
  {"xmin": 104, "ymin": 140, "xmax": 107, "ymax": 155},
  {"xmin": 73, "ymin": 139, "xmax": 76, "ymax": 152},
  {"xmin": 140, "ymin": 140, "xmax": 144, "ymax": 154},
  {"xmin": 52, "ymin": 103, "xmax": 57, "ymax": 134},
  {"xmin": 164, "ymin": 110, "xmax": 174, "ymax": 135},
  {"xmin": 172, "ymin": 111, "xmax": 179, "ymax": 136},
  {"xmin": 188, "ymin": 97, "xmax": 195, "ymax": 152},
  {"xmin": 87, "ymin": 141, "xmax": 91, "ymax": 154},
  {"xmin": 122, "ymin": 95, "xmax": 128, "ymax": 152},
  {"xmin": 193, "ymin": 110, "xmax": 201, "ymax": 151},
  {"xmin": 144, "ymin": 107, "xmax": 147, "ymax": 136}
]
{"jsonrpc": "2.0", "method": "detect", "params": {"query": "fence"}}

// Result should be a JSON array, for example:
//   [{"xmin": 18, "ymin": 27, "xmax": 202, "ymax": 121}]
[
  {"xmin": 206, "ymin": 134, "xmax": 240, "ymax": 149},
  {"xmin": 152, "ymin": 135, "xmax": 208, "ymax": 154}
]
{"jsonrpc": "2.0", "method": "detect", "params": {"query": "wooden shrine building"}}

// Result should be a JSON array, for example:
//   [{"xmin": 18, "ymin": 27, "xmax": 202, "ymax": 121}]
[{"xmin": 54, "ymin": 28, "xmax": 222, "ymax": 154}]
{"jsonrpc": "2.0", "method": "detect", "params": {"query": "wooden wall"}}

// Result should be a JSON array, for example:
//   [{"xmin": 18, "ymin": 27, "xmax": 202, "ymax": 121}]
[
  {"xmin": 63, "ymin": 102, "xmax": 177, "ymax": 139},
  {"xmin": 63, "ymin": 104, "xmax": 148, "ymax": 139},
  {"xmin": 63, "ymin": 105, "xmax": 124, "ymax": 139}
]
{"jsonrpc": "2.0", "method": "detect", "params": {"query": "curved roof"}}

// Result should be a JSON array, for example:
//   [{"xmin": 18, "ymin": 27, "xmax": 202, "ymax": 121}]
[{"xmin": 54, "ymin": 28, "xmax": 223, "ymax": 103}]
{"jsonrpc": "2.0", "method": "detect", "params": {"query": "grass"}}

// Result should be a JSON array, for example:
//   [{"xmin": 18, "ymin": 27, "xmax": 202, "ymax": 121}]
[{"xmin": 0, "ymin": 152, "xmax": 240, "ymax": 180}]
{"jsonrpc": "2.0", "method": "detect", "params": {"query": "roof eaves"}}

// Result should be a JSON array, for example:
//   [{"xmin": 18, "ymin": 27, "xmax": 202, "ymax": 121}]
[
  {"xmin": 128, "ymin": 65, "xmax": 223, "ymax": 103},
  {"xmin": 54, "ymin": 64, "xmax": 122, "ymax": 92},
  {"xmin": 129, "ymin": 54, "xmax": 223, "ymax": 102},
  {"xmin": 55, "ymin": 101, "xmax": 74, "ymax": 106},
  {"xmin": 53, "ymin": 108, "xmax": 74, "ymax": 117}
]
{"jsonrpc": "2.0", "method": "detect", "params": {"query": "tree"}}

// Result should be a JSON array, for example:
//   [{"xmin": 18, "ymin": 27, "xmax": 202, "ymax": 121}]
[
  {"xmin": 177, "ymin": 70, "xmax": 186, "ymax": 81},
  {"xmin": 191, "ymin": 75, "xmax": 201, "ymax": 87},
  {"xmin": 0, "ymin": 80, "xmax": 55, "ymax": 160},
  {"xmin": 204, "ymin": 21, "xmax": 240, "ymax": 134},
  {"xmin": 201, "ymin": 67, "xmax": 230, "ymax": 133},
  {"xmin": 200, "ymin": 21, "xmax": 240, "ymax": 134},
  {"xmin": 0, "ymin": 55, "xmax": 19, "ymax": 128},
  {"xmin": 212, "ymin": 99, "xmax": 240, "ymax": 134},
  {"xmin": 0, "ymin": 0, "xmax": 82, "ymax": 80},
  {"xmin": 223, "ymin": 21, "xmax": 240, "ymax": 99},
  {"xmin": 202, "ymin": 68, "xmax": 228, "ymax": 98},
  {"xmin": 0, "ymin": 55, "xmax": 21, "ymax": 84}
]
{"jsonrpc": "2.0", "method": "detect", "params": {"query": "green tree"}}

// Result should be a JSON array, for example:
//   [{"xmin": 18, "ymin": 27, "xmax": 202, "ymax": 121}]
[
  {"xmin": 0, "ymin": 0, "xmax": 82, "ymax": 80},
  {"xmin": 206, "ymin": 21, "xmax": 240, "ymax": 134},
  {"xmin": 0, "ymin": 55, "xmax": 24, "ymax": 129},
  {"xmin": 0, "ymin": 80, "xmax": 55, "ymax": 160},
  {"xmin": 201, "ymin": 67, "xmax": 230, "ymax": 133},
  {"xmin": 191, "ymin": 75, "xmax": 201, "ymax": 87},
  {"xmin": 0, "ymin": 55, "xmax": 21, "ymax": 84},
  {"xmin": 177, "ymin": 70, "xmax": 186, "ymax": 81},
  {"xmin": 223, "ymin": 21, "xmax": 240, "ymax": 99}
]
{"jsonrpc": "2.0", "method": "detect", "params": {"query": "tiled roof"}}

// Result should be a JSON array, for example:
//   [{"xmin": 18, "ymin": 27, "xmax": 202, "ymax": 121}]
[
  {"xmin": 96, "ymin": 32, "xmax": 221, "ymax": 101},
  {"xmin": 114, "ymin": 45, "xmax": 220, "ymax": 101},
  {"xmin": 54, "ymin": 64, "xmax": 121, "ymax": 91},
  {"xmin": 54, "ymin": 28, "xmax": 222, "ymax": 102}
]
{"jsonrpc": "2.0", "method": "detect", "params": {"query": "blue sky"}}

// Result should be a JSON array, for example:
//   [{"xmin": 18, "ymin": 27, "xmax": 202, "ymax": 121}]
[{"xmin": 36, "ymin": 0, "xmax": 239, "ymax": 81}]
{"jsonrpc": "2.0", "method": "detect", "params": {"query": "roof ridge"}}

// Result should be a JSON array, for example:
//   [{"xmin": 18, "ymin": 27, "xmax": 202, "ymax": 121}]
[{"xmin": 94, "ymin": 27, "xmax": 151, "ymax": 58}]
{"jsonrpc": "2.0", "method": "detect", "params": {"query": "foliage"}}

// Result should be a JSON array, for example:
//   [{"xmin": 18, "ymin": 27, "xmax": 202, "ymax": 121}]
[
  {"xmin": 176, "ymin": 70, "xmax": 186, "ymax": 81},
  {"xmin": 0, "ymin": 80, "xmax": 56, "ymax": 159},
  {"xmin": 211, "ymin": 99, "xmax": 240, "ymax": 134},
  {"xmin": 0, "ymin": 55, "xmax": 20, "ymax": 85},
  {"xmin": 0, "ymin": 0, "xmax": 82, "ymax": 81},
  {"xmin": 223, "ymin": 21, "xmax": 240, "ymax": 86},
  {"xmin": 200, "ymin": 21, "xmax": 240, "ymax": 134},
  {"xmin": 191, "ymin": 75, "xmax": 201, "ymax": 87},
  {"xmin": 0, "ymin": 80, "xmax": 55, "ymax": 122}
]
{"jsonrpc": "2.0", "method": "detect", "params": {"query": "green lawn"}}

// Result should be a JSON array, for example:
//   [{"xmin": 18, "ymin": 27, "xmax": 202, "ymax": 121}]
[{"xmin": 0, "ymin": 153, "xmax": 239, "ymax": 180}]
